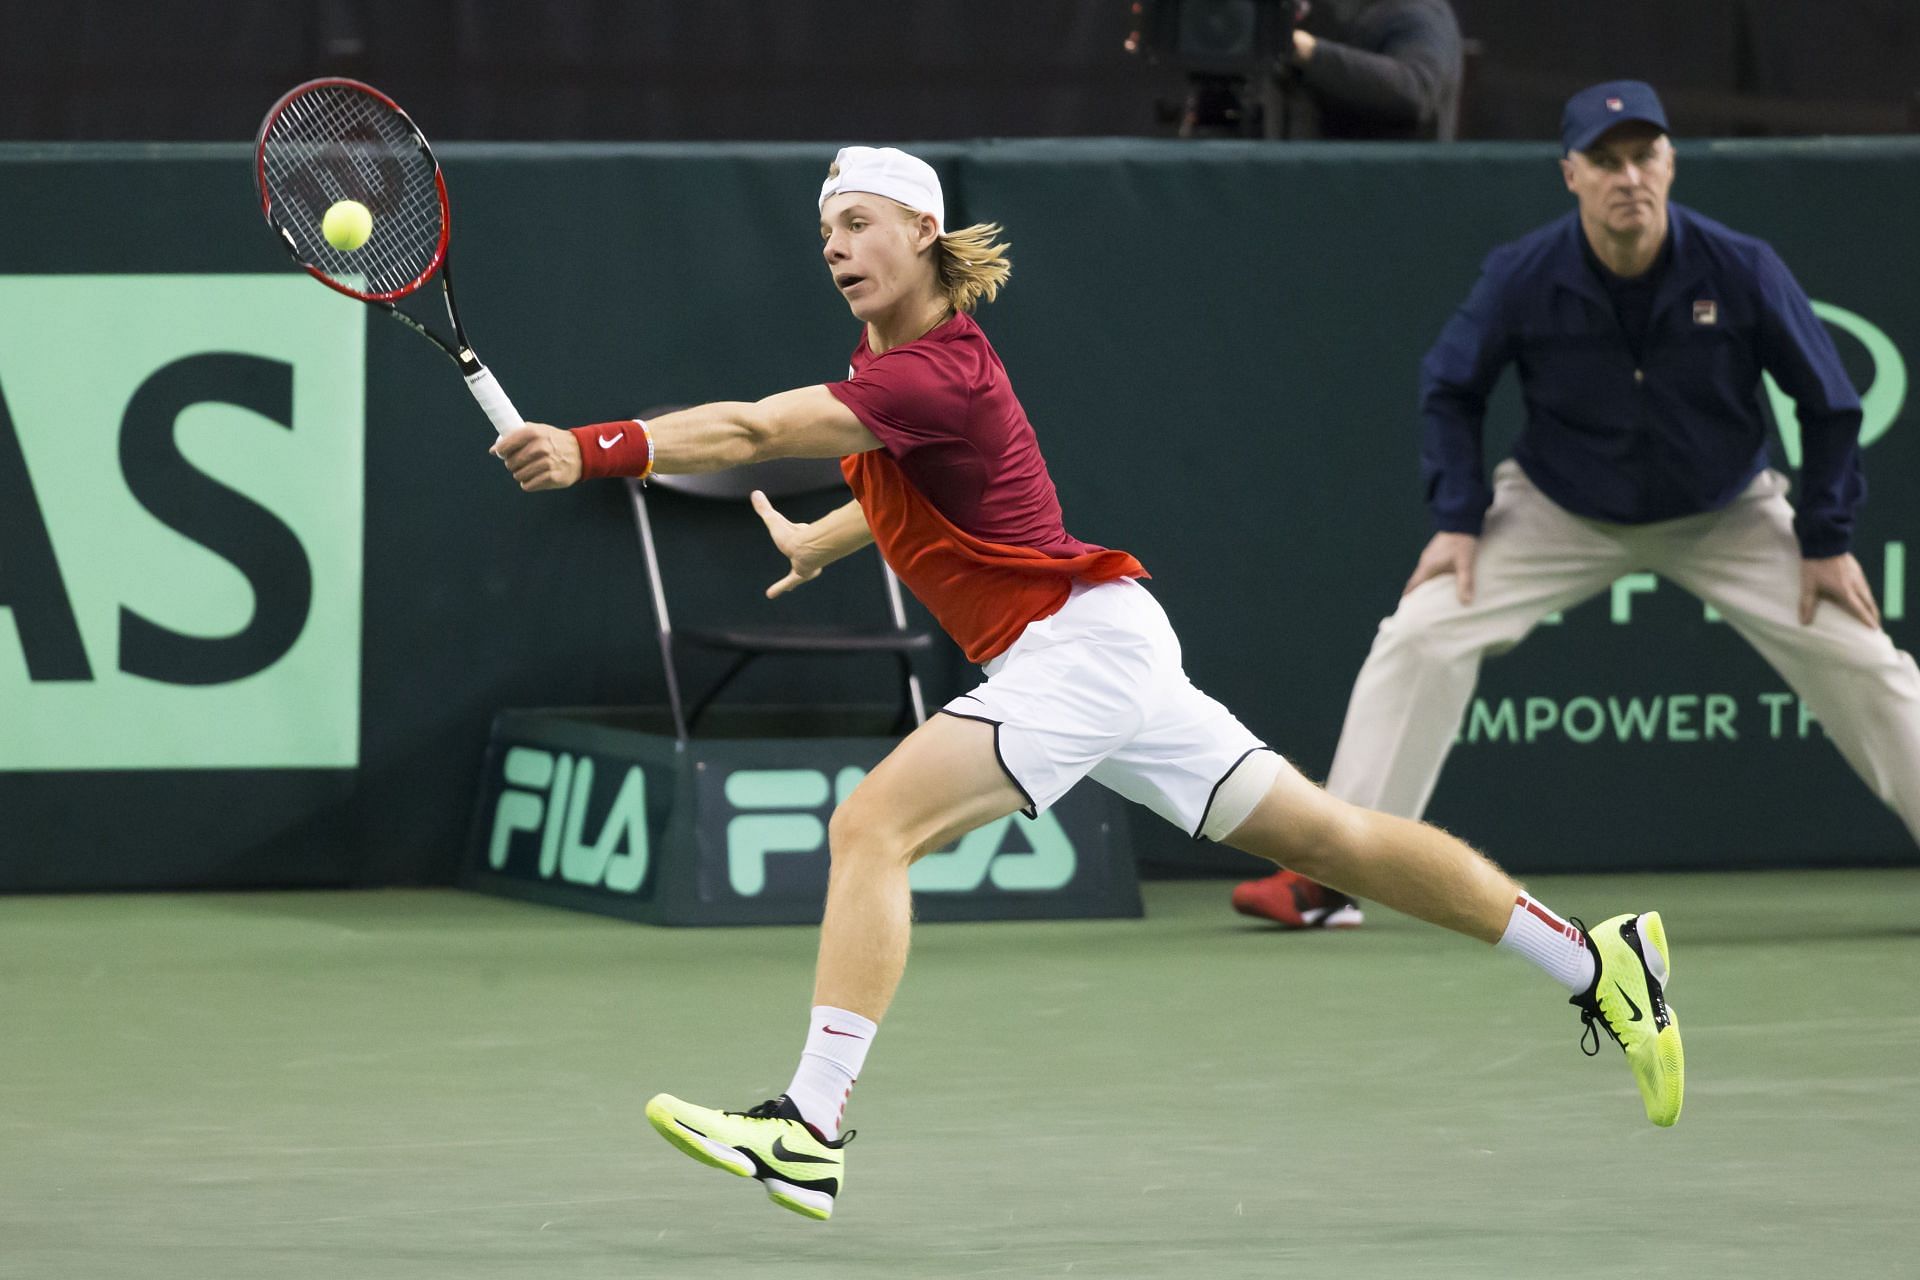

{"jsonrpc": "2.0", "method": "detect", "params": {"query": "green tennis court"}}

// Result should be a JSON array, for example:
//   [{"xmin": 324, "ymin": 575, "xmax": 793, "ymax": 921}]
[{"xmin": 4, "ymin": 870, "xmax": 1913, "ymax": 1279}]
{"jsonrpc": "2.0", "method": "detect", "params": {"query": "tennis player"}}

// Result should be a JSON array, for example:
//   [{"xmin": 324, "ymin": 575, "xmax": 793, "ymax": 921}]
[{"xmin": 491, "ymin": 146, "xmax": 1685, "ymax": 1221}]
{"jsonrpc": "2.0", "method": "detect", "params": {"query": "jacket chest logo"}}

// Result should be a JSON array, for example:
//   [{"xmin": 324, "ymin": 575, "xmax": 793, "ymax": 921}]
[{"xmin": 1692, "ymin": 299, "xmax": 1719, "ymax": 325}]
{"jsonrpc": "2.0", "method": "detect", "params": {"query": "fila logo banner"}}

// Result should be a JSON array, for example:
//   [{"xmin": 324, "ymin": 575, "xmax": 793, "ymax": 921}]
[{"xmin": 488, "ymin": 746, "xmax": 650, "ymax": 892}]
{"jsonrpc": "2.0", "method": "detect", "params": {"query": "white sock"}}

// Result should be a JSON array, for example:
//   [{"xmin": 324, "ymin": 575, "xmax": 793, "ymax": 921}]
[
  {"xmin": 783, "ymin": 1006, "xmax": 876, "ymax": 1141},
  {"xmin": 1496, "ymin": 893, "xmax": 1597, "ymax": 993}
]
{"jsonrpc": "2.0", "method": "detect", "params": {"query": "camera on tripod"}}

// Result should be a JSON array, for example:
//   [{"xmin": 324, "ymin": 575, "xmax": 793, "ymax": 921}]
[{"xmin": 1125, "ymin": 0, "xmax": 1310, "ymax": 137}]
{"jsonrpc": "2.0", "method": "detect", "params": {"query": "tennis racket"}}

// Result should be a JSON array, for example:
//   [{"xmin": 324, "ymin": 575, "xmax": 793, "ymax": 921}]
[{"xmin": 253, "ymin": 77, "xmax": 524, "ymax": 437}]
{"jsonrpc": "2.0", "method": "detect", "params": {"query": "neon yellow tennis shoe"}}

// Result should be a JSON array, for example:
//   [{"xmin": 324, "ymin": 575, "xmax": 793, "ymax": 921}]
[
  {"xmin": 1571, "ymin": 911, "xmax": 1684, "ymax": 1127},
  {"xmin": 645, "ymin": 1092, "xmax": 852, "ymax": 1220}
]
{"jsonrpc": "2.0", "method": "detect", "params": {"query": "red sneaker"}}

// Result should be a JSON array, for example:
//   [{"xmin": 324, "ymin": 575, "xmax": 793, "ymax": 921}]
[{"xmin": 1231, "ymin": 869, "xmax": 1365, "ymax": 929}]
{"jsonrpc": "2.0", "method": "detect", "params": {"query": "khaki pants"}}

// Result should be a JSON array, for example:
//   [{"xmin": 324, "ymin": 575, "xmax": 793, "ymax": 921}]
[{"xmin": 1327, "ymin": 460, "xmax": 1920, "ymax": 845}]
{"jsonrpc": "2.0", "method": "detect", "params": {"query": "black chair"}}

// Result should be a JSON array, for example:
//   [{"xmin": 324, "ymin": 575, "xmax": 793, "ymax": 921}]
[{"xmin": 624, "ymin": 451, "xmax": 931, "ymax": 740}]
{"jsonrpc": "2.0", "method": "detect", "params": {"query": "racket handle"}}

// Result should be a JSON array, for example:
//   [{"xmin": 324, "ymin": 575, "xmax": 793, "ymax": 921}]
[{"xmin": 463, "ymin": 365, "xmax": 525, "ymax": 438}]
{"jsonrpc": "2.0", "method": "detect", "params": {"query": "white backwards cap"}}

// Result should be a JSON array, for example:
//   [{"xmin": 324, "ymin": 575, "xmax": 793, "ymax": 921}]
[{"xmin": 818, "ymin": 146, "xmax": 945, "ymax": 235}]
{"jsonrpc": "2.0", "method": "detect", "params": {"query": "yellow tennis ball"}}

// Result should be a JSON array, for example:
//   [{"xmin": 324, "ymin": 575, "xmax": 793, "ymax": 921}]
[{"xmin": 322, "ymin": 199, "xmax": 373, "ymax": 252}]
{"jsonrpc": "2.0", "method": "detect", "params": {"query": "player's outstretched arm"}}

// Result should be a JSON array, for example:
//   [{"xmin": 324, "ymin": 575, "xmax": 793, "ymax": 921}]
[
  {"xmin": 492, "ymin": 386, "xmax": 881, "ymax": 491},
  {"xmin": 755, "ymin": 497, "xmax": 873, "ymax": 598}
]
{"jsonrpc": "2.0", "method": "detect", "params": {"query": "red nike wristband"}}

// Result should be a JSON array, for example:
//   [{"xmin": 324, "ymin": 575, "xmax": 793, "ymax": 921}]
[{"xmin": 570, "ymin": 419, "xmax": 654, "ymax": 480}]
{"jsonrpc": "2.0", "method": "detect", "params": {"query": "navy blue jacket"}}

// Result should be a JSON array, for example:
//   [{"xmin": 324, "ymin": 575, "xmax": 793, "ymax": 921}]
[{"xmin": 1420, "ymin": 203, "xmax": 1864, "ymax": 556}]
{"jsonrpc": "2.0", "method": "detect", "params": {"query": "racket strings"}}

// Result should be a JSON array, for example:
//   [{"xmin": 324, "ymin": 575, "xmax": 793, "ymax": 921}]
[{"xmin": 261, "ymin": 84, "xmax": 445, "ymax": 298}]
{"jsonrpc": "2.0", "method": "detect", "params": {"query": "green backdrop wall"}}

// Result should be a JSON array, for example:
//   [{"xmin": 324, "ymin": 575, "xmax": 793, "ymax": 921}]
[{"xmin": 2, "ymin": 138, "xmax": 1914, "ymax": 890}]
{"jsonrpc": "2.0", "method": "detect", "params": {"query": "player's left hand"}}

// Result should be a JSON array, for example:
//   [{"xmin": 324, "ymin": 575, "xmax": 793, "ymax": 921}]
[
  {"xmin": 1799, "ymin": 552, "xmax": 1881, "ymax": 629},
  {"xmin": 752, "ymin": 490, "xmax": 824, "ymax": 598},
  {"xmin": 491, "ymin": 423, "xmax": 582, "ymax": 491}
]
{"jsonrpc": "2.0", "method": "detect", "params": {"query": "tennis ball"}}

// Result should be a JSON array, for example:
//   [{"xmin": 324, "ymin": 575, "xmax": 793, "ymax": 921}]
[{"xmin": 322, "ymin": 199, "xmax": 373, "ymax": 252}]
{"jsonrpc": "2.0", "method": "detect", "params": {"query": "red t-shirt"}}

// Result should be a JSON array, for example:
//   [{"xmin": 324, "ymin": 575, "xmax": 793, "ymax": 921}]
[{"xmin": 826, "ymin": 311, "xmax": 1146, "ymax": 664}]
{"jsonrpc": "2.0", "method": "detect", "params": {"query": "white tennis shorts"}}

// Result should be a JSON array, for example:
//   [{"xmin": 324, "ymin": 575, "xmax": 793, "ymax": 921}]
[{"xmin": 941, "ymin": 579, "xmax": 1284, "ymax": 839}]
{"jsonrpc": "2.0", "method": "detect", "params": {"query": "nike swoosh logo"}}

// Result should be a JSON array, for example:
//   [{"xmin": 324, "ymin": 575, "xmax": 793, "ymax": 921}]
[
  {"xmin": 1614, "ymin": 982, "xmax": 1644, "ymax": 1022},
  {"xmin": 770, "ymin": 1135, "xmax": 835, "ymax": 1165},
  {"xmin": 822, "ymin": 1025, "xmax": 866, "ymax": 1039},
  {"xmin": 598, "ymin": 431, "xmax": 625, "ymax": 448}
]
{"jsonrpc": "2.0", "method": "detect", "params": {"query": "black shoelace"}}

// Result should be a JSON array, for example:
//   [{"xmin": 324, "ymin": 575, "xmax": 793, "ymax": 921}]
[
  {"xmin": 1579, "ymin": 1011, "xmax": 1609, "ymax": 1057},
  {"xmin": 730, "ymin": 1097, "xmax": 856, "ymax": 1146},
  {"xmin": 1566, "ymin": 915, "xmax": 1615, "ymax": 1057}
]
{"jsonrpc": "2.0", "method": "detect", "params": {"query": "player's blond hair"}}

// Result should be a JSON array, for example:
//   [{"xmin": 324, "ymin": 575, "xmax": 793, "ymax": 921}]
[{"xmin": 929, "ymin": 220, "xmax": 1012, "ymax": 313}]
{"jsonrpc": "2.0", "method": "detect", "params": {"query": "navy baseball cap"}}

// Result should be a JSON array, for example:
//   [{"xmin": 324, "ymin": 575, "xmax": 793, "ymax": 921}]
[{"xmin": 1561, "ymin": 80, "xmax": 1670, "ymax": 154}]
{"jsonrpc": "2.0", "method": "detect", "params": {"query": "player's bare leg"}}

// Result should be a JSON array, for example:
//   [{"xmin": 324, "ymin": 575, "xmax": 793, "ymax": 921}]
[
  {"xmin": 1220, "ymin": 758, "xmax": 1683, "ymax": 1126},
  {"xmin": 645, "ymin": 713, "xmax": 1027, "ymax": 1218},
  {"xmin": 812, "ymin": 712, "xmax": 1028, "ymax": 1019},
  {"xmin": 1221, "ymin": 761, "xmax": 1515, "ymax": 940}
]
